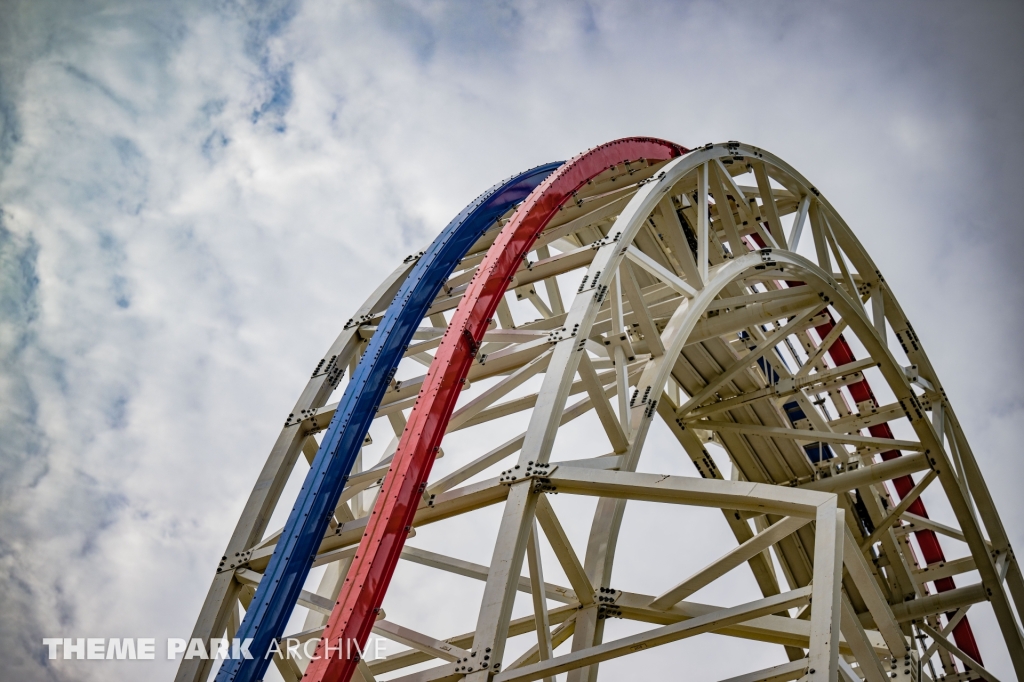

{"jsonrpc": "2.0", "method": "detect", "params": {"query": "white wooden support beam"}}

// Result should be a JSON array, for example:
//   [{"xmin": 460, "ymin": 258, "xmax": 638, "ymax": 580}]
[
  {"xmin": 676, "ymin": 305, "xmax": 822, "ymax": 418},
  {"xmin": 576, "ymin": 353, "xmax": 629, "ymax": 453},
  {"xmin": 609, "ymin": 587, "xmax": 889, "ymax": 655},
  {"xmin": 466, "ymin": 482, "xmax": 540, "ymax": 676},
  {"xmin": 888, "ymin": 585, "xmax": 988, "ymax": 625},
  {"xmin": 534, "ymin": 245, "xmax": 565, "ymax": 316},
  {"xmin": 688, "ymin": 292, "xmax": 821, "ymax": 344},
  {"xmin": 807, "ymin": 504, "xmax": 844, "ymax": 682},
  {"xmin": 753, "ymin": 219, "xmax": 780, "ymax": 249},
  {"xmin": 272, "ymin": 646, "xmax": 303, "ymax": 682},
  {"xmin": 398, "ymin": 545, "xmax": 576, "ymax": 605},
  {"xmin": 553, "ymin": 605, "xmax": 596, "ymax": 682},
  {"xmin": 516, "ymin": 283, "xmax": 555, "ymax": 319},
  {"xmin": 698, "ymin": 162, "xmax": 710, "ymax": 282},
  {"xmin": 697, "ymin": 420, "xmax": 923, "ymax": 452},
  {"xmin": 688, "ymin": 358, "xmax": 876, "ymax": 421},
  {"xmin": 448, "ymin": 350, "xmax": 552, "ymax": 432},
  {"xmin": 796, "ymin": 319, "xmax": 849, "ymax": 379},
  {"xmin": 838, "ymin": 594, "xmax": 888, "ymax": 682},
  {"xmin": 625, "ymin": 245, "xmax": 698, "ymax": 298},
  {"xmin": 371, "ymin": 620, "xmax": 470, "ymax": 664},
  {"xmin": 921, "ymin": 607, "xmax": 969, "ymax": 664},
  {"xmin": 809, "ymin": 200, "xmax": 831, "ymax": 273},
  {"xmin": 227, "ymin": 600, "xmax": 240, "ymax": 641},
  {"xmin": 655, "ymin": 196, "xmax": 705, "ymax": 287},
  {"xmin": 714, "ymin": 158, "xmax": 757, "ymax": 226},
  {"xmin": 384, "ymin": 662, "xmax": 462, "ymax": 682},
  {"xmin": 800, "ymin": 453, "xmax": 931, "ymax": 494},
  {"xmin": 932, "ymin": 400, "xmax": 945, "ymax": 454},
  {"xmin": 842, "ymin": 528, "xmax": 908, "ymax": 657},
  {"xmin": 823, "ymin": 220, "xmax": 862, "ymax": 313},
  {"xmin": 497, "ymin": 294, "xmax": 516, "ymax": 329},
  {"xmin": 301, "ymin": 434, "xmax": 319, "ymax": 466},
  {"xmin": 544, "ymin": 466, "xmax": 833, "ymax": 518},
  {"xmin": 355, "ymin": 659, "xmax": 378, "ymax": 682},
  {"xmin": 610, "ymin": 271, "xmax": 630, "ymax": 433},
  {"xmin": 505, "ymin": 616, "xmax": 576, "ymax": 673},
  {"xmin": 536, "ymin": 191, "xmax": 634, "ymax": 250},
  {"xmin": 917, "ymin": 621, "xmax": 1002, "ymax": 682},
  {"xmin": 896, "ymin": 512, "xmax": 967, "ymax": 544},
  {"xmin": 366, "ymin": 608, "xmax": 579, "ymax": 679},
  {"xmin": 718, "ymin": 659, "xmax": 809, "ymax": 682},
  {"xmin": 913, "ymin": 556, "xmax": 977, "ymax": 585},
  {"xmin": 535, "ymin": 495, "xmax": 595, "ymax": 606},
  {"xmin": 872, "ymin": 284, "xmax": 886, "ymax": 344},
  {"xmin": 706, "ymin": 284, "xmax": 814, "ymax": 312},
  {"xmin": 614, "ymin": 343, "xmax": 630, "ymax": 435},
  {"xmin": 492, "ymin": 587, "xmax": 812, "ymax": 682},
  {"xmin": 234, "ymin": 568, "xmax": 335, "ymax": 616},
  {"xmin": 525, "ymin": 523, "xmax": 555, "ymax": 682},
  {"xmin": 836, "ymin": 659, "xmax": 860, "ymax": 682},
  {"xmin": 752, "ymin": 160, "xmax": 788, "ymax": 250},
  {"xmin": 859, "ymin": 470, "xmax": 938, "ymax": 553},
  {"xmin": 619, "ymin": 261, "xmax": 665, "ymax": 356},
  {"xmin": 709, "ymin": 161, "xmax": 746, "ymax": 256},
  {"xmin": 429, "ymin": 376, "xmax": 640, "ymax": 496},
  {"xmin": 650, "ymin": 515, "xmax": 809, "ymax": 609},
  {"xmin": 828, "ymin": 401, "xmax": 905, "ymax": 434},
  {"xmin": 788, "ymin": 194, "xmax": 811, "ymax": 251},
  {"xmin": 452, "ymin": 359, "xmax": 644, "ymax": 432}
]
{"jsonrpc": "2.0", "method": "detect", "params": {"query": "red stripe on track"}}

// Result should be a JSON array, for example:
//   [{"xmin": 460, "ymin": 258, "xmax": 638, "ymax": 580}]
[
  {"xmin": 816, "ymin": 324, "xmax": 982, "ymax": 664},
  {"xmin": 754, "ymin": 215, "xmax": 982, "ymax": 665},
  {"xmin": 304, "ymin": 138, "xmax": 686, "ymax": 682}
]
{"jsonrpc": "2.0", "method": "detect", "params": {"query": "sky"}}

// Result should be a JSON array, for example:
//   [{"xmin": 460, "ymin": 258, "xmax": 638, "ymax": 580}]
[{"xmin": 1, "ymin": 1, "xmax": 1023, "ymax": 680}]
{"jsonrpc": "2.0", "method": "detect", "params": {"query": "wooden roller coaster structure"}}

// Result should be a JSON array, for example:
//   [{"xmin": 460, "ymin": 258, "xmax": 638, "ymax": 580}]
[{"xmin": 179, "ymin": 138, "xmax": 1024, "ymax": 682}]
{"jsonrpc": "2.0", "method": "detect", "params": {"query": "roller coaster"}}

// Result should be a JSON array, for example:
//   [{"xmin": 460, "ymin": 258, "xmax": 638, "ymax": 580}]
[{"xmin": 178, "ymin": 138, "xmax": 1024, "ymax": 682}]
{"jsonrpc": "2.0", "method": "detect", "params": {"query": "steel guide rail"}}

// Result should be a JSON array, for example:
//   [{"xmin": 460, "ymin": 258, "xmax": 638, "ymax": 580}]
[
  {"xmin": 303, "ymin": 138, "xmax": 686, "ymax": 682},
  {"xmin": 193, "ymin": 137, "xmax": 1022, "ymax": 682},
  {"xmin": 215, "ymin": 162, "xmax": 562, "ymax": 682},
  {"xmin": 746, "ymin": 222, "xmax": 984, "ymax": 664},
  {"xmin": 813, "ymin": 313, "xmax": 982, "ymax": 662}
]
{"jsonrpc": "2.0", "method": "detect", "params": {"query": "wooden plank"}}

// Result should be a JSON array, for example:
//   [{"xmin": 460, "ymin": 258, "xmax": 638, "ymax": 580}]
[{"xmin": 492, "ymin": 587, "xmax": 811, "ymax": 682}]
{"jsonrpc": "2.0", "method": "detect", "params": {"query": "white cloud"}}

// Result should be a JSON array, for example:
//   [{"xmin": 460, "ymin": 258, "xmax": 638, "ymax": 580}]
[{"xmin": 1, "ymin": 0, "xmax": 1022, "ymax": 679}]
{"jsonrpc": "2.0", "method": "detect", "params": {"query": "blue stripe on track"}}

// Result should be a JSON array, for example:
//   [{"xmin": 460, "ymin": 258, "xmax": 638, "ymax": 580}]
[{"xmin": 217, "ymin": 162, "xmax": 561, "ymax": 682}]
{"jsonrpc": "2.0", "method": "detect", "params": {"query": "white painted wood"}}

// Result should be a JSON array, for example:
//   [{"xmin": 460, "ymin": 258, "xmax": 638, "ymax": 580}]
[
  {"xmin": 718, "ymin": 660, "xmax": 809, "ymax": 682},
  {"xmin": 493, "ymin": 587, "xmax": 812, "ymax": 682},
  {"xmin": 193, "ymin": 141, "xmax": 1024, "ymax": 682},
  {"xmin": 651, "ymin": 515, "xmax": 809, "ymax": 608},
  {"xmin": 535, "ymin": 496, "xmax": 595, "ymax": 606},
  {"xmin": 838, "ymin": 594, "xmax": 888, "ymax": 682},
  {"xmin": 917, "ymin": 621, "xmax": 1002, "ymax": 682},
  {"xmin": 698, "ymin": 161, "xmax": 710, "ymax": 283},
  {"xmin": 525, "ymin": 524, "xmax": 555, "ymax": 682},
  {"xmin": 807, "ymin": 505, "xmax": 844, "ymax": 682},
  {"xmin": 788, "ymin": 194, "xmax": 811, "ymax": 251}
]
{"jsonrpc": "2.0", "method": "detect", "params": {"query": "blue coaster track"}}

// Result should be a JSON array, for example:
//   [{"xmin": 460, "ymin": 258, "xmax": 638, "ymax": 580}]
[{"xmin": 217, "ymin": 161, "xmax": 561, "ymax": 682}]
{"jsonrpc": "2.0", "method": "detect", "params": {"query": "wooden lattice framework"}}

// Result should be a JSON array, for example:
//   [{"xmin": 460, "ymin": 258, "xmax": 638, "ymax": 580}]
[{"xmin": 181, "ymin": 141, "xmax": 1024, "ymax": 682}]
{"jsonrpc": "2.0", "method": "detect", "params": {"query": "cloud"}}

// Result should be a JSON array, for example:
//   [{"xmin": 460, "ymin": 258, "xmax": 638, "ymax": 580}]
[{"xmin": 0, "ymin": 0, "xmax": 1021, "ymax": 679}]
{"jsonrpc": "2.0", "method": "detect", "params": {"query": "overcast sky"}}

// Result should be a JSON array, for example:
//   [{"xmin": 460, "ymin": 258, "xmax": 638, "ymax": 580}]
[{"xmin": 1, "ymin": 1, "xmax": 1022, "ymax": 680}]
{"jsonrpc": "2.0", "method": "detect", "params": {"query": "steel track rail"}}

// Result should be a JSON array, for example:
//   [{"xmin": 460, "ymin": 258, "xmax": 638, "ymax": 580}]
[
  {"xmin": 303, "ymin": 138, "xmax": 687, "ymax": 682},
  {"xmin": 194, "ymin": 138, "xmax": 1022, "ymax": 682},
  {"xmin": 215, "ymin": 162, "xmax": 563, "ymax": 682},
  {"xmin": 744, "ymin": 223, "xmax": 985, "ymax": 664}
]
